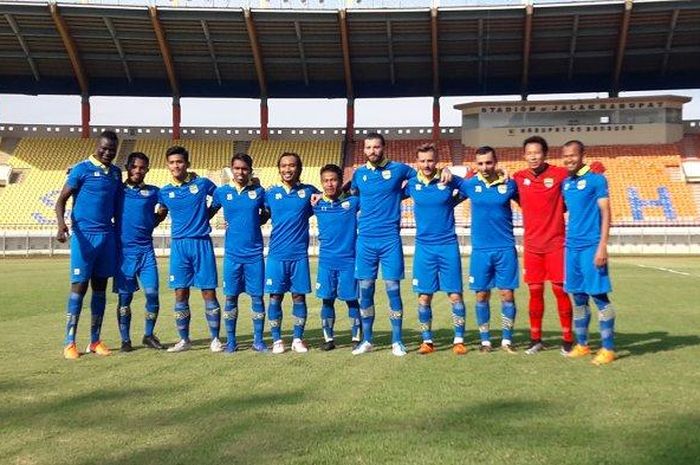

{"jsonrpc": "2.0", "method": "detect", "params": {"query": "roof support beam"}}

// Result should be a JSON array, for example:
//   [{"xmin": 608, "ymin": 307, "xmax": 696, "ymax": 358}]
[
  {"xmin": 201, "ymin": 20, "xmax": 222, "ymax": 86},
  {"xmin": 149, "ymin": 6, "xmax": 180, "ymax": 97},
  {"xmin": 4, "ymin": 14, "xmax": 40, "ymax": 82},
  {"xmin": 520, "ymin": 3, "xmax": 534, "ymax": 99},
  {"xmin": 244, "ymin": 8, "xmax": 268, "ymax": 98},
  {"xmin": 567, "ymin": 14, "xmax": 579, "ymax": 81},
  {"xmin": 103, "ymin": 17, "xmax": 132, "ymax": 83},
  {"xmin": 477, "ymin": 18, "xmax": 484, "ymax": 86},
  {"xmin": 49, "ymin": 3, "xmax": 88, "ymax": 95},
  {"xmin": 430, "ymin": 8, "xmax": 440, "ymax": 97},
  {"xmin": 338, "ymin": 9, "xmax": 353, "ymax": 100},
  {"xmin": 661, "ymin": 8, "xmax": 680, "ymax": 77},
  {"xmin": 612, "ymin": 0, "xmax": 633, "ymax": 96},
  {"xmin": 386, "ymin": 20, "xmax": 396, "ymax": 85},
  {"xmin": 294, "ymin": 21, "xmax": 309, "ymax": 87}
]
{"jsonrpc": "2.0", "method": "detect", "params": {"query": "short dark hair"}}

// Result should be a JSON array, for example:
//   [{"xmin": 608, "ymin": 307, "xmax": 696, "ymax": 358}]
[
  {"xmin": 231, "ymin": 152, "xmax": 253, "ymax": 170},
  {"xmin": 475, "ymin": 145, "xmax": 497, "ymax": 162},
  {"xmin": 166, "ymin": 145, "xmax": 189, "ymax": 163},
  {"xmin": 416, "ymin": 142, "xmax": 437, "ymax": 156},
  {"xmin": 365, "ymin": 132, "xmax": 385, "ymax": 147},
  {"xmin": 320, "ymin": 164, "xmax": 343, "ymax": 183},
  {"xmin": 563, "ymin": 139, "xmax": 585, "ymax": 153},
  {"xmin": 523, "ymin": 136, "xmax": 549, "ymax": 154},
  {"xmin": 126, "ymin": 151, "xmax": 149, "ymax": 169},
  {"xmin": 99, "ymin": 130, "xmax": 118, "ymax": 144},
  {"xmin": 277, "ymin": 152, "xmax": 303, "ymax": 174}
]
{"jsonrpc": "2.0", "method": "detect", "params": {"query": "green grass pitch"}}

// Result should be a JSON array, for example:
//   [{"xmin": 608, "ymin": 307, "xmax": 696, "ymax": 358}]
[{"xmin": 1, "ymin": 256, "xmax": 699, "ymax": 465}]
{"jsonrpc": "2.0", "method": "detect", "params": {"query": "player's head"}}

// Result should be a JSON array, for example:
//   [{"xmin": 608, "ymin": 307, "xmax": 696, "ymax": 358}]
[
  {"xmin": 523, "ymin": 135, "xmax": 548, "ymax": 171},
  {"xmin": 475, "ymin": 146, "xmax": 497, "ymax": 177},
  {"xmin": 278, "ymin": 152, "xmax": 302, "ymax": 184},
  {"xmin": 125, "ymin": 152, "xmax": 150, "ymax": 185},
  {"xmin": 364, "ymin": 132, "xmax": 386, "ymax": 165},
  {"xmin": 415, "ymin": 143, "xmax": 438, "ymax": 178},
  {"xmin": 231, "ymin": 152, "xmax": 253, "ymax": 185},
  {"xmin": 165, "ymin": 145, "xmax": 190, "ymax": 180},
  {"xmin": 95, "ymin": 130, "xmax": 118, "ymax": 166},
  {"xmin": 320, "ymin": 164, "xmax": 343, "ymax": 198},
  {"xmin": 562, "ymin": 140, "xmax": 586, "ymax": 174}
]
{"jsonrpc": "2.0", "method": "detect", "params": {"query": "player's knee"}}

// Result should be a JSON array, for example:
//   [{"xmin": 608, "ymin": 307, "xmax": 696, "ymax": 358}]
[
  {"xmin": 573, "ymin": 293, "xmax": 589, "ymax": 306},
  {"xmin": 418, "ymin": 294, "xmax": 433, "ymax": 306},
  {"xmin": 71, "ymin": 282, "xmax": 89, "ymax": 296},
  {"xmin": 384, "ymin": 279, "xmax": 400, "ymax": 292},
  {"xmin": 292, "ymin": 294, "xmax": 305, "ymax": 304},
  {"xmin": 475, "ymin": 291, "xmax": 489, "ymax": 302},
  {"xmin": 359, "ymin": 279, "xmax": 375, "ymax": 290},
  {"xmin": 201, "ymin": 289, "xmax": 216, "ymax": 300},
  {"xmin": 90, "ymin": 277, "xmax": 108, "ymax": 292},
  {"xmin": 251, "ymin": 295, "xmax": 264, "ymax": 306},
  {"xmin": 269, "ymin": 294, "xmax": 283, "ymax": 304},
  {"xmin": 448, "ymin": 293, "xmax": 463, "ymax": 304},
  {"xmin": 528, "ymin": 283, "xmax": 545, "ymax": 297},
  {"xmin": 551, "ymin": 282, "xmax": 567, "ymax": 297},
  {"xmin": 500, "ymin": 290, "xmax": 514, "ymax": 302},
  {"xmin": 591, "ymin": 293, "xmax": 610, "ymax": 308}
]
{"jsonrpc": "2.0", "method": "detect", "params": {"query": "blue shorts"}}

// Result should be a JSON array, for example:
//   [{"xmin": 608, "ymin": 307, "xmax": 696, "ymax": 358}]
[
  {"xmin": 413, "ymin": 241, "xmax": 463, "ymax": 294},
  {"xmin": 70, "ymin": 230, "xmax": 116, "ymax": 283},
  {"xmin": 169, "ymin": 237, "xmax": 218, "ymax": 290},
  {"xmin": 223, "ymin": 256, "xmax": 264, "ymax": 297},
  {"xmin": 469, "ymin": 247, "xmax": 519, "ymax": 291},
  {"xmin": 113, "ymin": 247, "xmax": 159, "ymax": 294},
  {"xmin": 564, "ymin": 245, "xmax": 612, "ymax": 295},
  {"xmin": 265, "ymin": 256, "xmax": 311, "ymax": 294},
  {"xmin": 316, "ymin": 265, "xmax": 359, "ymax": 301},
  {"xmin": 355, "ymin": 236, "xmax": 404, "ymax": 281}
]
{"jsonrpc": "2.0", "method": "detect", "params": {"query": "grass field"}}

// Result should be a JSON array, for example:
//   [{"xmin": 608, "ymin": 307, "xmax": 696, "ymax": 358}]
[{"xmin": 1, "ymin": 256, "xmax": 700, "ymax": 465}]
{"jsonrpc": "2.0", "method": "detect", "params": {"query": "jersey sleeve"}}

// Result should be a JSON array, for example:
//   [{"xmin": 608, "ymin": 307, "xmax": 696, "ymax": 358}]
[
  {"xmin": 65, "ymin": 163, "xmax": 83, "ymax": 189},
  {"xmin": 263, "ymin": 189, "xmax": 271, "ymax": 210},
  {"xmin": 455, "ymin": 178, "xmax": 471, "ymax": 199},
  {"xmin": 203, "ymin": 178, "xmax": 217, "ymax": 196},
  {"xmin": 350, "ymin": 170, "xmax": 359, "ymax": 194},
  {"xmin": 157, "ymin": 188, "xmax": 168, "ymax": 209},
  {"xmin": 210, "ymin": 188, "xmax": 222, "ymax": 210},
  {"xmin": 403, "ymin": 163, "xmax": 417, "ymax": 180},
  {"xmin": 594, "ymin": 175, "xmax": 609, "ymax": 200},
  {"xmin": 509, "ymin": 179, "xmax": 519, "ymax": 202}
]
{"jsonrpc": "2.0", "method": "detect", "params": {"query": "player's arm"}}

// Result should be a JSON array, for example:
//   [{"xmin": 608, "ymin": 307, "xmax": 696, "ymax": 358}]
[
  {"xmin": 55, "ymin": 183, "xmax": 75, "ymax": 243},
  {"xmin": 595, "ymin": 197, "xmax": 611, "ymax": 268}
]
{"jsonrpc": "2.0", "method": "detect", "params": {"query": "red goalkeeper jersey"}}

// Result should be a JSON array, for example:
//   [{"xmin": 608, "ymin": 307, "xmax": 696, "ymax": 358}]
[{"xmin": 513, "ymin": 163, "xmax": 568, "ymax": 254}]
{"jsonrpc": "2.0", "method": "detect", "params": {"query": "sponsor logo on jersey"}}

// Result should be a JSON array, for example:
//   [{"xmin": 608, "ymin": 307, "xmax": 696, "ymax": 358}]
[
  {"xmin": 576, "ymin": 179, "xmax": 587, "ymax": 190},
  {"xmin": 93, "ymin": 171, "xmax": 101, "ymax": 177},
  {"xmin": 497, "ymin": 184, "xmax": 508, "ymax": 194},
  {"xmin": 381, "ymin": 170, "xmax": 392, "ymax": 180},
  {"xmin": 189, "ymin": 185, "xmax": 199, "ymax": 194},
  {"xmin": 544, "ymin": 177, "xmax": 554, "ymax": 188},
  {"xmin": 362, "ymin": 175, "xmax": 368, "ymax": 182}
]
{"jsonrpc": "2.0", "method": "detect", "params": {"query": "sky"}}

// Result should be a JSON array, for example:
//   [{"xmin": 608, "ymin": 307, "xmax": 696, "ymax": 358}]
[{"xmin": 1, "ymin": 89, "xmax": 699, "ymax": 128}]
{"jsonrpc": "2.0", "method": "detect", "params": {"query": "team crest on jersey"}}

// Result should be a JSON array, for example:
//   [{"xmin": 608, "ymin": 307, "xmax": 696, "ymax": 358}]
[
  {"xmin": 168, "ymin": 192, "xmax": 175, "ymax": 198},
  {"xmin": 226, "ymin": 193, "xmax": 233, "ymax": 201},
  {"xmin": 381, "ymin": 170, "xmax": 392, "ymax": 180},
  {"xmin": 189, "ymin": 185, "xmax": 199, "ymax": 194},
  {"xmin": 275, "ymin": 193, "xmax": 283, "ymax": 200},
  {"xmin": 298, "ymin": 190, "xmax": 306, "ymax": 198},
  {"xmin": 140, "ymin": 190, "xmax": 151, "ymax": 197},
  {"xmin": 93, "ymin": 171, "xmax": 101, "ymax": 177},
  {"xmin": 497, "ymin": 184, "xmax": 508, "ymax": 194},
  {"xmin": 248, "ymin": 191, "xmax": 257, "ymax": 200},
  {"xmin": 524, "ymin": 178, "xmax": 531, "ymax": 186},
  {"xmin": 475, "ymin": 185, "xmax": 482, "ymax": 193},
  {"xmin": 362, "ymin": 175, "xmax": 368, "ymax": 182},
  {"xmin": 437, "ymin": 183, "xmax": 447, "ymax": 190},
  {"xmin": 544, "ymin": 178, "xmax": 554, "ymax": 188},
  {"xmin": 415, "ymin": 184, "xmax": 422, "ymax": 191},
  {"xmin": 341, "ymin": 201, "xmax": 350, "ymax": 209},
  {"xmin": 576, "ymin": 179, "xmax": 587, "ymax": 190}
]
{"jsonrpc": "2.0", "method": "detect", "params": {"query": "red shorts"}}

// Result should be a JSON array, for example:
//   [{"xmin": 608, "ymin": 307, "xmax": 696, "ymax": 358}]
[{"xmin": 523, "ymin": 248, "xmax": 564, "ymax": 284}]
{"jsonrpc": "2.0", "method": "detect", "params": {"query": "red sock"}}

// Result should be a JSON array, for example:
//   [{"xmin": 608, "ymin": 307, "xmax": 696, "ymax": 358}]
[
  {"xmin": 528, "ymin": 283, "xmax": 545, "ymax": 342},
  {"xmin": 552, "ymin": 283, "xmax": 573, "ymax": 343}
]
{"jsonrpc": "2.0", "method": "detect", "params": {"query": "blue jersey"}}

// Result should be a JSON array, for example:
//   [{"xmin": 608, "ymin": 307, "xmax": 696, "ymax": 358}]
[
  {"xmin": 460, "ymin": 175, "xmax": 518, "ymax": 251},
  {"xmin": 116, "ymin": 183, "xmax": 159, "ymax": 249},
  {"xmin": 563, "ymin": 166, "xmax": 609, "ymax": 249},
  {"xmin": 66, "ymin": 156, "xmax": 122, "ymax": 234},
  {"xmin": 158, "ymin": 175, "xmax": 217, "ymax": 240},
  {"xmin": 351, "ymin": 160, "xmax": 416, "ymax": 239},
  {"xmin": 264, "ymin": 183, "xmax": 319, "ymax": 260},
  {"xmin": 211, "ymin": 183, "xmax": 266, "ymax": 263},
  {"xmin": 313, "ymin": 194, "xmax": 359, "ymax": 271},
  {"xmin": 405, "ymin": 172, "xmax": 462, "ymax": 245}
]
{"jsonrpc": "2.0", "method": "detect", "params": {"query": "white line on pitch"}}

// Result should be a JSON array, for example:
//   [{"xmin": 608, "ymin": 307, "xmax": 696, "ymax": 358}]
[{"xmin": 635, "ymin": 264, "xmax": 698, "ymax": 277}]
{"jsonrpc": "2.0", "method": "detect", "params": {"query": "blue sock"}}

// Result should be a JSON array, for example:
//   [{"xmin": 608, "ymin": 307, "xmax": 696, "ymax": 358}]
[
  {"xmin": 64, "ymin": 292, "xmax": 84, "ymax": 345},
  {"xmin": 593, "ymin": 294, "xmax": 615, "ymax": 350},
  {"xmin": 321, "ymin": 299, "xmax": 336, "ymax": 342},
  {"xmin": 144, "ymin": 288, "xmax": 159, "ymax": 337},
  {"xmin": 174, "ymin": 301, "xmax": 191, "ymax": 341},
  {"xmin": 452, "ymin": 301, "xmax": 466, "ymax": 340},
  {"xmin": 501, "ymin": 300, "xmax": 516, "ymax": 343},
  {"xmin": 573, "ymin": 293, "xmax": 591, "ymax": 346},
  {"xmin": 385, "ymin": 280, "xmax": 403, "ymax": 344},
  {"xmin": 292, "ymin": 300, "xmax": 308, "ymax": 340},
  {"xmin": 418, "ymin": 304, "xmax": 433, "ymax": 342},
  {"xmin": 224, "ymin": 296, "xmax": 239, "ymax": 348},
  {"xmin": 475, "ymin": 300, "xmax": 491, "ymax": 344},
  {"xmin": 204, "ymin": 298, "xmax": 221, "ymax": 340},
  {"xmin": 117, "ymin": 292, "xmax": 133, "ymax": 343},
  {"xmin": 90, "ymin": 290, "xmax": 106, "ymax": 344},
  {"xmin": 359, "ymin": 280, "xmax": 376, "ymax": 343},
  {"xmin": 268, "ymin": 297, "xmax": 283, "ymax": 342},
  {"xmin": 347, "ymin": 300, "xmax": 361, "ymax": 341},
  {"xmin": 251, "ymin": 295, "xmax": 265, "ymax": 345}
]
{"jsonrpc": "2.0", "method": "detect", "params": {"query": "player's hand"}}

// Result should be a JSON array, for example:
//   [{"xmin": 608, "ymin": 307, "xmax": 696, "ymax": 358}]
[
  {"xmin": 310, "ymin": 193, "xmax": 322, "ymax": 206},
  {"xmin": 594, "ymin": 245, "xmax": 608, "ymax": 268},
  {"xmin": 496, "ymin": 166, "xmax": 511, "ymax": 180},
  {"xmin": 440, "ymin": 167, "xmax": 453, "ymax": 184},
  {"xmin": 56, "ymin": 222, "xmax": 69, "ymax": 243}
]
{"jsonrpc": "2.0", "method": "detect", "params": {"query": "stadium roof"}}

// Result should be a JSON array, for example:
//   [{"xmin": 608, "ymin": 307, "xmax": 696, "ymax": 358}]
[{"xmin": 0, "ymin": 0, "xmax": 698, "ymax": 99}]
